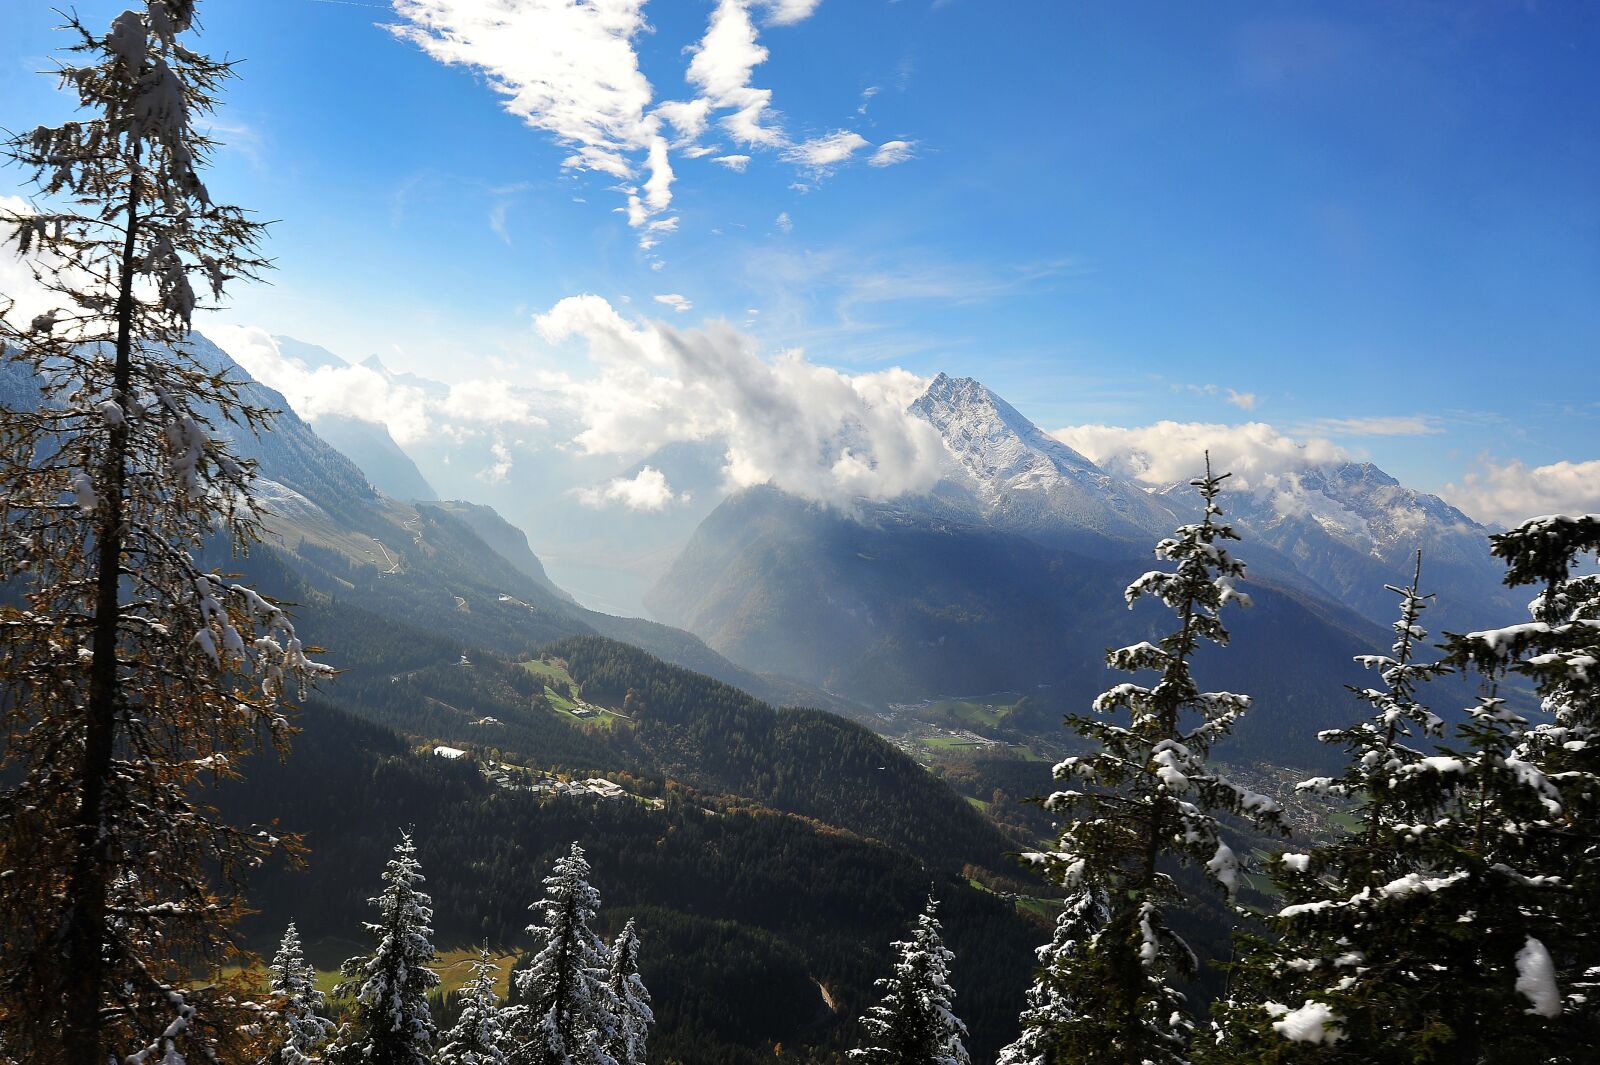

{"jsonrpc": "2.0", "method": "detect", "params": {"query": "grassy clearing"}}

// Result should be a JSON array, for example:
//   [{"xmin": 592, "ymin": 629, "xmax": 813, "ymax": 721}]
[
  {"xmin": 922, "ymin": 735, "xmax": 991, "ymax": 752},
  {"xmin": 1014, "ymin": 895, "xmax": 1061, "ymax": 921},
  {"xmin": 521, "ymin": 658, "xmax": 573, "ymax": 685},
  {"xmin": 519, "ymin": 659, "xmax": 622, "ymax": 728},
  {"xmin": 223, "ymin": 945, "xmax": 519, "ymax": 1003},
  {"xmin": 926, "ymin": 692, "xmax": 1024, "ymax": 729}
]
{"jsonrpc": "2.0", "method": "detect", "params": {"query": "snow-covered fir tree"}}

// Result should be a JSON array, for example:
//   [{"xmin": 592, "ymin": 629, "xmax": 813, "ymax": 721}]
[
  {"xmin": 438, "ymin": 949, "xmax": 510, "ymax": 1065},
  {"xmin": 604, "ymin": 921, "xmax": 653, "ymax": 1065},
  {"xmin": 508, "ymin": 843, "xmax": 619, "ymax": 1065},
  {"xmin": 331, "ymin": 832, "xmax": 440, "ymax": 1065},
  {"xmin": 1025, "ymin": 459, "xmax": 1282, "ymax": 1065},
  {"xmin": 0, "ymin": 3, "xmax": 324, "ymax": 1062},
  {"xmin": 1214, "ymin": 537, "xmax": 1591, "ymax": 1063},
  {"xmin": 1208, "ymin": 560, "xmax": 1453, "ymax": 1060},
  {"xmin": 265, "ymin": 922, "xmax": 335, "ymax": 1065},
  {"xmin": 849, "ymin": 896, "xmax": 971, "ymax": 1065},
  {"xmin": 996, "ymin": 888, "xmax": 1108, "ymax": 1065},
  {"xmin": 1445, "ymin": 513, "xmax": 1600, "ymax": 1052}
]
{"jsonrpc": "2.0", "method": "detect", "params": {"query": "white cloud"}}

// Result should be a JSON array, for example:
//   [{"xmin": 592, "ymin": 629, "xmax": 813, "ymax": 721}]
[
  {"xmin": 1304, "ymin": 415, "xmax": 1443, "ymax": 437},
  {"xmin": 1054, "ymin": 421, "xmax": 1349, "ymax": 493},
  {"xmin": 574, "ymin": 465, "xmax": 685, "ymax": 511},
  {"xmin": 775, "ymin": 211, "xmax": 793, "ymax": 233},
  {"xmin": 209, "ymin": 326, "xmax": 543, "ymax": 446},
  {"xmin": 654, "ymin": 98, "xmax": 711, "ymax": 143},
  {"xmin": 858, "ymin": 85, "xmax": 880, "ymax": 115},
  {"xmin": 783, "ymin": 130, "xmax": 870, "ymax": 169},
  {"xmin": 392, "ymin": 0, "xmax": 909, "ymax": 242},
  {"xmin": 1443, "ymin": 458, "xmax": 1600, "ymax": 527},
  {"xmin": 441, "ymin": 378, "xmax": 547, "ymax": 426},
  {"xmin": 535, "ymin": 295, "xmax": 947, "ymax": 505},
  {"xmin": 757, "ymin": 0, "xmax": 823, "ymax": 25},
  {"xmin": 869, "ymin": 139, "xmax": 915, "ymax": 167},
  {"xmin": 391, "ymin": 1, "xmax": 654, "ymax": 174},
  {"xmin": 642, "ymin": 135, "xmax": 675, "ymax": 212},
  {"xmin": 478, "ymin": 439, "xmax": 514, "ymax": 484},
  {"xmin": 0, "ymin": 195, "xmax": 59, "ymax": 326},
  {"xmin": 654, "ymin": 293, "xmax": 693, "ymax": 313},
  {"xmin": 390, "ymin": 0, "xmax": 678, "ymax": 248},
  {"xmin": 687, "ymin": 0, "xmax": 784, "ymax": 148},
  {"xmin": 1176, "ymin": 381, "xmax": 1259, "ymax": 411}
]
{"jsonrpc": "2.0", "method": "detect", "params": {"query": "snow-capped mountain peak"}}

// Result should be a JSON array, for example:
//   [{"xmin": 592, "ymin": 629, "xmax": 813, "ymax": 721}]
[
  {"xmin": 908, "ymin": 373, "xmax": 1176, "ymax": 546},
  {"xmin": 911, "ymin": 373, "xmax": 1107, "ymax": 491}
]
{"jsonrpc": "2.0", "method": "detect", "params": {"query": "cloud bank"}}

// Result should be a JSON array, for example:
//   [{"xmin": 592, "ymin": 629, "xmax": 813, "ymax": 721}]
[
  {"xmin": 1054, "ymin": 421, "xmax": 1349, "ymax": 493},
  {"xmin": 209, "ymin": 325, "xmax": 544, "ymax": 447},
  {"xmin": 1444, "ymin": 458, "xmax": 1600, "ymax": 527},
  {"xmin": 536, "ymin": 294, "xmax": 947, "ymax": 505}
]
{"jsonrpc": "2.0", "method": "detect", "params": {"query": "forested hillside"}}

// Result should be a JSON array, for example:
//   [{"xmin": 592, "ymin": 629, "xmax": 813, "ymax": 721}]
[{"xmin": 220, "ymin": 700, "xmax": 1040, "ymax": 1065}]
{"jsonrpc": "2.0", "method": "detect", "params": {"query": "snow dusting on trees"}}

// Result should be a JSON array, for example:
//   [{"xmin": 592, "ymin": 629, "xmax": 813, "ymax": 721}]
[
  {"xmin": 0, "ymin": 3, "xmax": 326, "ymax": 1062},
  {"xmin": 508, "ymin": 842, "xmax": 622, "ymax": 1065},
  {"xmin": 331, "ymin": 831, "xmax": 441, "ymax": 1065},
  {"xmin": 1023, "ymin": 460, "xmax": 1282, "ymax": 1065},
  {"xmin": 850, "ymin": 896, "xmax": 971, "ymax": 1065}
]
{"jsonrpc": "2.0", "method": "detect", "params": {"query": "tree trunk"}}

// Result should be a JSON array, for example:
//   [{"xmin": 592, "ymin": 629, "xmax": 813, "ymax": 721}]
[{"xmin": 61, "ymin": 160, "xmax": 140, "ymax": 1065}]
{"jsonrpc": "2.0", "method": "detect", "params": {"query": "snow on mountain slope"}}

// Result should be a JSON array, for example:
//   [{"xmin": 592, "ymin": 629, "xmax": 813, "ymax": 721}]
[
  {"xmin": 1154, "ymin": 461, "xmax": 1513, "ymax": 630},
  {"xmin": 909, "ymin": 373, "xmax": 1176, "ymax": 549}
]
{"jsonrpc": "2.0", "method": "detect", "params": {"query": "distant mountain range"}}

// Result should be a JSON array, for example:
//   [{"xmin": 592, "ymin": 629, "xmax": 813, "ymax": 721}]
[
  {"xmin": 646, "ymin": 373, "xmax": 1506, "ymax": 767},
  {"xmin": 184, "ymin": 332, "xmax": 1510, "ymax": 767}
]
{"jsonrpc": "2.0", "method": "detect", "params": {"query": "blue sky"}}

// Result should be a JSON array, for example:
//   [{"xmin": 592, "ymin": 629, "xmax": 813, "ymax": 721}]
[{"xmin": 2, "ymin": 0, "xmax": 1597, "ymax": 522}]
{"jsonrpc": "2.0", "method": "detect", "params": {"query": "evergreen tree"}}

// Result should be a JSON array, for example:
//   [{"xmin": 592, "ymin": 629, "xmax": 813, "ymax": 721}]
[
  {"xmin": 996, "ymin": 889, "xmax": 1108, "ymax": 1065},
  {"xmin": 1216, "ymin": 540, "xmax": 1588, "ymax": 1062},
  {"xmin": 0, "ymin": 4, "xmax": 323, "ymax": 1062},
  {"xmin": 1209, "ymin": 560, "xmax": 1452, "ymax": 1060},
  {"xmin": 332, "ymin": 832, "xmax": 440, "ymax": 1065},
  {"xmin": 849, "ymin": 896, "xmax": 971, "ymax": 1065},
  {"xmin": 508, "ymin": 843, "xmax": 619, "ymax": 1065},
  {"xmin": 439, "ymin": 949, "xmax": 510, "ymax": 1065},
  {"xmin": 1446, "ymin": 513, "xmax": 1600, "ymax": 1051},
  {"xmin": 604, "ymin": 921, "xmax": 653, "ymax": 1065},
  {"xmin": 266, "ymin": 922, "xmax": 335, "ymax": 1065},
  {"xmin": 1026, "ymin": 460, "xmax": 1283, "ymax": 1065}
]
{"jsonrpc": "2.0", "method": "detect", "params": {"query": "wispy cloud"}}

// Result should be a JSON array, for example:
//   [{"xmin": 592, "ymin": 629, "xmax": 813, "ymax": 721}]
[
  {"xmin": 388, "ymin": 0, "xmax": 906, "ymax": 250},
  {"xmin": 654, "ymin": 293, "xmax": 693, "ymax": 313},
  {"xmin": 478, "ymin": 439, "xmax": 514, "ymax": 484},
  {"xmin": 390, "ymin": 1, "xmax": 654, "ymax": 177},
  {"xmin": 783, "ymin": 130, "xmax": 870, "ymax": 169},
  {"xmin": 1302, "ymin": 414, "xmax": 1443, "ymax": 437},
  {"xmin": 869, "ymin": 139, "xmax": 915, "ymax": 167},
  {"xmin": 1172, "ymin": 381, "xmax": 1259, "ymax": 410},
  {"xmin": 757, "ymin": 0, "xmax": 823, "ymax": 26},
  {"xmin": 388, "ymin": 0, "xmax": 668, "ymax": 250}
]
